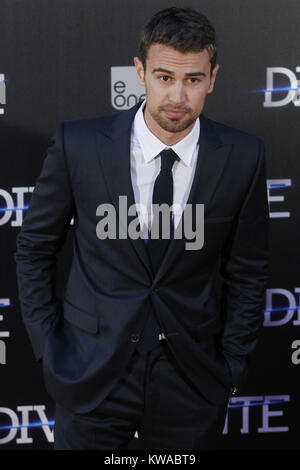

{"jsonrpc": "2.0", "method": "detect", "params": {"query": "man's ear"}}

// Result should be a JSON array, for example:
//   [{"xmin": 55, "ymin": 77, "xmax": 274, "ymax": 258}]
[
  {"xmin": 207, "ymin": 63, "xmax": 219, "ymax": 94},
  {"xmin": 133, "ymin": 56, "xmax": 145, "ymax": 86}
]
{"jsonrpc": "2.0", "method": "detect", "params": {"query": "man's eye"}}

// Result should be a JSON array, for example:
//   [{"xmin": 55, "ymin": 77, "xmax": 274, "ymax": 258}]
[
  {"xmin": 159, "ymin": 76, "xmax": 170, "ymax": 82},
  {"xmin": 188, "ymin": 78, "xmax": 200, "ymax": 83}
]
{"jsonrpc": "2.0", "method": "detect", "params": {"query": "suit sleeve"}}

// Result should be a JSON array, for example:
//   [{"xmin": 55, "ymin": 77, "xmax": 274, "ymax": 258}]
[
  {"xmin": 14, "ymin": 122, "xmax": 75, "ymax": 361},
  {"xmin": 220, "ymin": 138, "xmax": 270, "ymax": 389}
]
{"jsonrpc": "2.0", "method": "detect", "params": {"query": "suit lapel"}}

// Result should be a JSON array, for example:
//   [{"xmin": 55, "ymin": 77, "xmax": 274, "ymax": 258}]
[
  {"xmin": 154, "ymin": 114, "xmax": 233, "ymax": 281},
  {"xmin": 95, "ymin": 104, "xmax": 233, "ymax": 282},
  {"xmin": 95, "ymin": 102, "xmax": 153, "ymax": 276}
]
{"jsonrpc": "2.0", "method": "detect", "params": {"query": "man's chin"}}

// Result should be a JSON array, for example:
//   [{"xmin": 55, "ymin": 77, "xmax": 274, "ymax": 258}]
[{"xmin": 158, "ymin": 118, "xmax": 195, "ymax": 134}]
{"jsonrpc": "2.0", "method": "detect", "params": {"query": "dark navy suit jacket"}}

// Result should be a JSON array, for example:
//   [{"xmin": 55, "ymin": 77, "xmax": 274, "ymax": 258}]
[{"xmin": 15, "ymin": 101, "xmax": 269, "ymax": 413}]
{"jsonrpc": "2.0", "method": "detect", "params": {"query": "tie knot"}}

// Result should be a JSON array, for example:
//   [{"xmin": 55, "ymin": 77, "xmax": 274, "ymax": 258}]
[{"xmin": 160, "ymin": 148, "xmax": 179, "ymax": 172}]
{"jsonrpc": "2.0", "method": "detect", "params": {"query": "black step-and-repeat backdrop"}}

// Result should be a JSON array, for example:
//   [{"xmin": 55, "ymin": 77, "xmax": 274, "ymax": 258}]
[{"xmin": 1, "ymin": 0, "xmax": 300, "ymax": 450}]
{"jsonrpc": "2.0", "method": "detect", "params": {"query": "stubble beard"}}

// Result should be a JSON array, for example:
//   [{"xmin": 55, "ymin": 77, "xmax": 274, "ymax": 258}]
[{"xmin": 148, "ymin": 104, "xmax": 199, "ymax": 134}]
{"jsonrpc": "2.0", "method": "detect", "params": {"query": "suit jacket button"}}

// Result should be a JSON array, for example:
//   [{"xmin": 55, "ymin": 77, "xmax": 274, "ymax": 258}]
[{"xmin": 131, "ymin": 334, "xmax": 140, "ymax": 343}]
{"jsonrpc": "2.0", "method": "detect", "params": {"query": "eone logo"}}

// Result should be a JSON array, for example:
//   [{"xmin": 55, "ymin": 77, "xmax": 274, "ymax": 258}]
[
  {"xmin": 0, "ymin": 74, "xmax": 5, "ymax": 115},
  {"xmin": 264, "ymin": 67, "xmax": 300, "ymax": 107},
  {"xmin": 0, "ymin": 405, "xmax": 53, "ymax": 445},
  {"xmin": 111, "ymin": 66, "xmax": 145, "ymax": 110}
]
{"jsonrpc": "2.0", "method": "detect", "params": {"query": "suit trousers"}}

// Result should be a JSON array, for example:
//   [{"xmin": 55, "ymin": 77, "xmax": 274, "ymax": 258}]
[{"xmin": 54, "ymin": 340, "xmax": 229, "ymax": 450}]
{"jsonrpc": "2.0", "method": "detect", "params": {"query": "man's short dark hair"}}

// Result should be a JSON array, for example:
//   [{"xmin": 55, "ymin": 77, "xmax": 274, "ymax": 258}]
[{"xmin": 138, "ymin": 7, "xmax": 217, "ymax": 74}]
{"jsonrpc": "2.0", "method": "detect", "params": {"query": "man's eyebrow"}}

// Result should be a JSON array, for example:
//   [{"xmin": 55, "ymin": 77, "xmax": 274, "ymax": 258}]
[{"xmin": 151, "ymin": 67, "xmax": 206, "ymax": 77}]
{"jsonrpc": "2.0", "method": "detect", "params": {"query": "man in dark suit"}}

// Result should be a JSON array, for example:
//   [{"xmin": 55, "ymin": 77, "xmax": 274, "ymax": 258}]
[{"xmin": 15, "ymin": 7, "xmax": 269, "ymax": 450}]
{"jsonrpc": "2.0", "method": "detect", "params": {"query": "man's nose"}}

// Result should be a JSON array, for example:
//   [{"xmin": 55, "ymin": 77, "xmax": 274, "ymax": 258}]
[{"xmin": 169, "ymin": 82, "xmax": 186, "ymax": 105}]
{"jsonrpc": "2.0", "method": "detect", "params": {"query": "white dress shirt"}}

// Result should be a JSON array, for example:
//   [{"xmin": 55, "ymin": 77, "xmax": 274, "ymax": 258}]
[{"xmin": 130, "ymin": 100, "xmax": 200, "ymax": 240}]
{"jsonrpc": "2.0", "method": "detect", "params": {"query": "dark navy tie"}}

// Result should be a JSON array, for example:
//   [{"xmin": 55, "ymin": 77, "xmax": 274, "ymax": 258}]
[
  {"xmin": 137, "ymin": 148, "xmax": 178, "ymax": 354},
  {"xmin": 147, "ymin": 148, "xmax": 178, "ymax": 272}
]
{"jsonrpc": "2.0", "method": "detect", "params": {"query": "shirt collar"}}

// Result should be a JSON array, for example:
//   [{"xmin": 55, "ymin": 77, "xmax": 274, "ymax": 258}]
[{"xmin": 132, "ymin": 100, "xmax": 200, "ymax": 167}]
